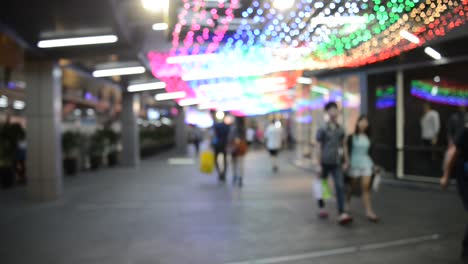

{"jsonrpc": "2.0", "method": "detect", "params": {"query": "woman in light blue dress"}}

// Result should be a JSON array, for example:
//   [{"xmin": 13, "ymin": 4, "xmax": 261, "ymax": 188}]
[{"xmin": 346, "ymin": 115, "xmax": 379, "ymax": 222}]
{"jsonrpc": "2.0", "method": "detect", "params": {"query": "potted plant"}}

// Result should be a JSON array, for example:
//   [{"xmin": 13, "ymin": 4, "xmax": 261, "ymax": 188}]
[
  {"xmin": 102, "ymin": 128, "xmax": 119, "ymax": 166},
  {"xmin": 89, "ymin": 130, "xmax": 105, "ymax": 170},
  {"xmin": 0, "ymin": 123, "xmax": 22, "ymax": 188},
  {"xmin": 62, "ymin": 131, "xmax": 80, "ymax": 175}
]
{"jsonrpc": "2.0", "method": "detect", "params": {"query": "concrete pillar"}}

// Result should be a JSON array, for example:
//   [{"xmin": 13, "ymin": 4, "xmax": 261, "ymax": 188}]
[
  {"xmin": 359, "ymin": 72, "xmax": 369, "ymax": 115},
  {"xmin": 121, "ymin": 92, "xmax": 140, "ymax": 167},
  {"xmin": 25, "ymin": 61, "xmax": 63, "ymax": 201},
  {"xmin": 396, "ymin": 70, "xmax": 405, "ymax": 179},
  {"xmin": 175, "ymin": 107, "xmax": 187, "ymax": 154}
]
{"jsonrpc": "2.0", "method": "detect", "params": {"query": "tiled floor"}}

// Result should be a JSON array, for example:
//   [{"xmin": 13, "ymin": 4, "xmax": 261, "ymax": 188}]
[{"xmin": 0, "ymin": 150, "xmax": 466, "ymax": 264}]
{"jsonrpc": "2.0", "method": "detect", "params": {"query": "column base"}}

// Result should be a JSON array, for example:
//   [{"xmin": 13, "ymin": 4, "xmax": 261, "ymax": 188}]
[{"xmin": 27, "ymin": 178, "xmax": 62, "ymax": 202}]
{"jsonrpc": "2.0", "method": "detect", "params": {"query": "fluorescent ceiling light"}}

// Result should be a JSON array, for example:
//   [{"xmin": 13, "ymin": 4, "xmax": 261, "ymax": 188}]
[
  {"xmin": 127, "ymin": 82, "xmax": 166, "ymax": 92},
  {"xmin": 273, "ymin": 0, "xmax": 294, "ymax": 9},
  {"xmin": 178, "ymin": 98, "xmax": 201, "ymax": 107},
  {"xmin": 141, "ymin": 0, "xmax": 169, "ymax": 12},
  {"xmin": 167, "ymin": 54, "xmax": 219, "ymax": 64},
  {"xmin": 311, "ymin": 86, "xmax": 329, "ymax": 94},
  {"xmin": 297, "ymin": 77, "xmax": 312, "ymax": 84},
  {"xmin": 37, "ymin": 35, "xmax": 118, "ymax": 48},
  {"xmin": 399, "ymin": 30, "xmax": 420, "ymax": 44},
  {"xmin": 198, "ymin": 102, "xmax": 218, "ymax": 110},
  {"xmin": 310, "ymin": 16, "xmax": 367, "ymax": 26},
  {"xmin": 93, "ymin": 66, "xmax": 146, "ymax": 77},
  {"xmin": 425, "ymin": 47, "xmax": 442, "ymax": 60},
  {"xmin": 152, "ymin": 23, "xmax": 169, "ymax": 31},
  {"xmin": 13, "ymin": 100, "xmax": 25, "ymax": 110},
  {"xmin": 155, "ymin": 91, "xmax": 186, "ymax": 101}
]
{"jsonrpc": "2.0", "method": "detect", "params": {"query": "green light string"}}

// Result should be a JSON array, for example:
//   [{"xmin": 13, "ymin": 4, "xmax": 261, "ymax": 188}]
[
  {"xmin": 376, "ymin": 86, "xmax": 396, "ymax": 97},
  {"xmin": 412, "ymin": 80, "xmax": 468, "ymax": 98},
  {"xmin": 314, "ymin": 0, "xmax": 420, "ymax": 60}
]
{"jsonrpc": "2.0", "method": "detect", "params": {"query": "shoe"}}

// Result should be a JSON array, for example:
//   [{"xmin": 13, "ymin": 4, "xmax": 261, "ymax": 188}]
[
  {"xmin": 338, "ymin": 213, "xmax": 353, "ymax": 225},
  {"xmin": 366, "ymin": 213, "xmax": 380, "ymax": 223},
  {"xmin": 219, "ymin": 174, "xmax": 226, "ymax": 182},
  {"xmin": 238, "ymin": 177, "xmax": 243, "ymax": 187},
  {"xmin": 318, "ymin": 210, "xmax": 329, "ymax": 219}
]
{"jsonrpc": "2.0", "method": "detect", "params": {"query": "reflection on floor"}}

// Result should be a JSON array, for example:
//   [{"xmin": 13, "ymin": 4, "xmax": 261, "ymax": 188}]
[{"xmin": 0, "ymin": 150, "xmax": 466, "ymax": 264}]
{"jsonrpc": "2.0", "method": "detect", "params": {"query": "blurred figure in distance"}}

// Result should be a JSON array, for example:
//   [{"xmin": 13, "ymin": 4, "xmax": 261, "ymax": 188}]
[
  {"xmin": 211, "ymin": 112, "xmax": 231, "ymax": 182},
  {"xmin": 246, "ymin": 125, "xmax": 256, "ymax": 147},
  {"xmin": 188, "ymin": 124, "xmax": 202, "ymax": 155},
  {"xmin": 421, "ymin": 102, "xmax": 440, "ymax": 159},
  {"xmin": 265, "ymin": 119, "xmax": 283, "ymax": 172},
  {"xmin": 229, "ymin": 117, "xmax": 248, "ymax": 187}
]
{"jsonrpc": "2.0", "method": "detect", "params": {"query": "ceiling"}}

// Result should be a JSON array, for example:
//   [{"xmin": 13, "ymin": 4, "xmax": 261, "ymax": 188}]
[{"xmin": 1, "ymin": 0, "xmax": 467, "ymax": 115}]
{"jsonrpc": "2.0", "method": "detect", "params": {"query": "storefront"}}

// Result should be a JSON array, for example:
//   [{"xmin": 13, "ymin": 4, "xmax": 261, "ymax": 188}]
[{"xmin": 296, "ymin": 60, "xmax": 468, "ymax": 181}]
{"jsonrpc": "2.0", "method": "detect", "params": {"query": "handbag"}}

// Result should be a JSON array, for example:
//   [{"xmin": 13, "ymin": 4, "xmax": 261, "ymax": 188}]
[
  {"xmin": 231, "ymin": 138, "xmax": 248, "ymax": 156},
  {"xmin": 199, "ymin": 150, "xmax": 215, "ymax": 174}
]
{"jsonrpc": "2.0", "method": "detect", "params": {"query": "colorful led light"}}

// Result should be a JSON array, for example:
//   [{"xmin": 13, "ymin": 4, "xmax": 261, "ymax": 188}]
[
  {"xmin": 376, "ymin": 86, "xmax": 396, "ymax": 109},
  {"xmin": 146, "ymin": 0, "xmax": 468, "ymax": 115},
  {"xmin": 411, "ymin": 80, "xmax": 468, "ymax": 106}
]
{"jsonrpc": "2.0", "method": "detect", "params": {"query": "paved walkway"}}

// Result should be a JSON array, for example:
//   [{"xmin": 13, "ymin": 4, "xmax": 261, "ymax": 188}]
[{"xmin": 0, "ymin": 150, "xmax": 466, "ymax": 264}]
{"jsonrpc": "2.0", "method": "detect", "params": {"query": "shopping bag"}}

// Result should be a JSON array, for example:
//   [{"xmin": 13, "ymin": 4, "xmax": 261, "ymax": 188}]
[
  {"xmin": 370, "ymin": 167, "xmax": 383, "ymax": 192},
  {"xmin": 321, "ymin": 179, "xmax": 332, "ymax": 200},
  {"xmin": 200, "ymin": 150, "xmax": 215, "ymax": 174}
]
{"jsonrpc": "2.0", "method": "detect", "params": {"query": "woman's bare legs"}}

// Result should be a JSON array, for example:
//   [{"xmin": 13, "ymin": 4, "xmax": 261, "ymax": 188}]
[
  {"xmin": 361, "ymin": 175, "xmax": 377, "ymax": 219},
  {"xmin": 345, "ymin": 178, "xmax": 359, "ymax": 212}
]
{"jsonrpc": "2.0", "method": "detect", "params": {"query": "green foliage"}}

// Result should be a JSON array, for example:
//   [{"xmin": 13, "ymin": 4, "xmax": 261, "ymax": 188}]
[
  {"xmin": 62, "ymin": 131, "xmax": 81, "ymax": 157},
  {"xmin": 89, "ymin": 130, "xmax": 107, "ymax": 156}
]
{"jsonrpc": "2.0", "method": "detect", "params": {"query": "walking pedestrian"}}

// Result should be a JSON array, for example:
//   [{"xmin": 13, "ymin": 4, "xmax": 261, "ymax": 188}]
[
  {"xmin": 448, "ymin": 106, "xmax": 468, "ymax": 146},
  {"xmin": 441, "ymin": 121, "xmax": 468, "ymax": 262},
  {"xmin": 229, "ymin": 118, "xmax": 248, "ymax": 187},
  {"xmin": 188, "ymin": 124, "xmax": 202, "ymax": 155},
  {"xmin": 265, "ymin": 120, "xmax": 283, "ymax": 172},
  {"xmin": 314, "ymin": 102, "xmax": 353, "ymax": 225},
  {"xmin": 211, "ymin": 114, "xmax": 231, "ymax": 182},
  {"xmin": 345, "ymin": 115, "xmax": 379, "ymax": 222},
  {"xmin": 246, "ymin": 126, "xmax": 256, "ymax": 147}
]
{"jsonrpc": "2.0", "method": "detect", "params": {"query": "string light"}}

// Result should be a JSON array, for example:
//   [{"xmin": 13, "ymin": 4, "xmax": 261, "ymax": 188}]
[
  {"xmin": 411, "ymin": 80, "xmax": 468, "ymax": 106},
  {"xmin": 146, "ymin": 0, "xmax": 468, "ymax": 115}
]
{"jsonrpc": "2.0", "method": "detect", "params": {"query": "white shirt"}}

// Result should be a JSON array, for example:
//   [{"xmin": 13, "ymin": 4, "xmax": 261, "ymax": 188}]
[
  {"xmin": 421, "ymin": 110, "xmax": 440, "ymax": 140},
  {"xmin": 246, "ymin": 128, "xmax": 255, "ymax": 142},
  {"xmin": 265, "ymin": 124, "xmax": 282, "ymax": 150}
]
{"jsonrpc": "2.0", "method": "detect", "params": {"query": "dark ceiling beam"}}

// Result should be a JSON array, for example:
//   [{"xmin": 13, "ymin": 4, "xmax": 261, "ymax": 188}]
[{"xmin": 109, "ymin": 0, "xmax": 133, "ymax": 45}]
